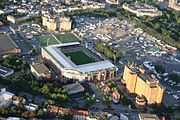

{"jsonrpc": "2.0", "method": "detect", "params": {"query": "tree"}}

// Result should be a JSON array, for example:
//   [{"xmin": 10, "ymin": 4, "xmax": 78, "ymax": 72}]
[
  {"xmin": 169, "ymin": 74, "xmax": 180, "ymax": 83},
  {"xmin": 0, "ymin": 107, "xmax": 9, "ymax": 116},
  {"xmin": 37, "ymin": 109, "xmax": 46, "ymax": 118},
  {"xmin": 95, "ymin": 41, "xmax": 121, "ymax": 62},
  {"xmin": 41, "ymin": 84, "xmax": 49, "ymax": 94},
  {"xmin": 155, "ymin": 65, "xmax": 165, "ymax": 74}
]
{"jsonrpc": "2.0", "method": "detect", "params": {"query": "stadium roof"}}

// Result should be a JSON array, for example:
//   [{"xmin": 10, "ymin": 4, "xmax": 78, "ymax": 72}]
[
  {"xmin": 0, "ymin": 34, "xmax": 19, "ymax": 53},
  {"xmin": 44, "ymin": 44, "xmax": 117, "ymax": 73}
]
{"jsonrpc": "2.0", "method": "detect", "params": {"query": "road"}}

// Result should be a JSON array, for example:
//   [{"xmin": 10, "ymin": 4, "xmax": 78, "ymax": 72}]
[{"xmin": 9, "ymin": 33, "xmax": 32, "ymax": 54}]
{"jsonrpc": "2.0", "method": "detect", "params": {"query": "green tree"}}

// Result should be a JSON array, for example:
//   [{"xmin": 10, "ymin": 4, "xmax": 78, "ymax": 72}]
[
  {"xmin": 41, "ymin": 84, "xmax": 49, "ymax": 94},
  {"xmin": 37, "ymin": 109, "xmax": 46, "ymax": 118},
  {"xmin": 0, "ymin": 107, "xmax": 9, "ymax": 116}
]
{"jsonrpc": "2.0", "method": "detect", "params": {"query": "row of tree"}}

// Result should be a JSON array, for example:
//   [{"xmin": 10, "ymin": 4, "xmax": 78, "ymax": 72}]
[
  {"xmin": 85, "ymin": 92, "xmax": 95, "ymax": 107},
  {"xmin": 65, "ymin": 8, "xmax": 116, "ymax": 18},
  {"xmin": 2, "ymin": 72, "xmax": 68, "ymax": 104},
  {"xmin": 95, "ymin": 41, "xmax": 122, "ymax": 62}
]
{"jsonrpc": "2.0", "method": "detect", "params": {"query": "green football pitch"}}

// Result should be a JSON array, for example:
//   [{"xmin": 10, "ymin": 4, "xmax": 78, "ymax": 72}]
[
  {"xmin": 64, "ymin": 51, "xmax": 95, "ymax": 65},
  {"xmin": 55, "ymin": 33, "xmax": 80, "ymax": 43},
  {"xmin": 36, "ymin": 35, "xmax": 60, "ymax": 47}
]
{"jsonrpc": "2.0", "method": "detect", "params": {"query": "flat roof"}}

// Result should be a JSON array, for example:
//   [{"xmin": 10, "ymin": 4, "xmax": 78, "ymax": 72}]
[
  {"xmin": 63, "ymin": 82, "xmax": 84, "ymax": 95},
  {"xmin": 44, "ymin": 44, "xmax": 117, "ymax": 73},
  {"xmin": 0, "ymin": 34, "xmax": 19, "ymax": 53},
  {"xmin": 0, "ymin": 66, "xmax": 13, "ymax": 76},
  {"xmin": 127, "ymin": 66, "xmax": 157, "ymax": 82},
  {"xmin": 31, "ymin": 63, "xmax": 50, "ymax": 75},
  {"xmin": 139, "ymin": 113, "xmax": 160, "ymax": 120},
  {"xmin": 139, "ymin": 73, "xmax": 156, "ymax": 82}
]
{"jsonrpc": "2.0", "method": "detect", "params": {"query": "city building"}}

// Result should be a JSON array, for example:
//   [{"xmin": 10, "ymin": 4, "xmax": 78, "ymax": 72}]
[
  {"xmin": 168, "ymin": 0, "xmax": 180, "ymax": 11},
  {"xmin": 42, "ymin": 14, "xmax": 72, "ymax": 32},
  {"xmin": 138, "ymin": 113, "xmax": 160, "ymax": 120},
  {"xmin": 12, "ymin": 95, "xmax": 26, "ymax": 105},
  {"xmin": 0, "ymin": 8, "xmax": 14, "ymax": 15},
  {"xmin": 106, "ymin": 0, "xmax": 119, "ymax": 5},
  {"xmin": 47, "ymin": 105, "xmax": 73, "ymax": 117},
  {"xmin": 30, "ymin": 63, "xmax": 51, "ymax": 80},
  {"xmin": 0, "ymin": 66, "xmax": 14, "ymax": 77},
  {"xmin": 7, "ymin": 14, "xmax": 30, "ymax": 23},
  {"xmin": 0, "ymin": 34, "xmax": 21, "ymax": 55},
  {"xmin": 0, "ymin": 88, "xmax": 14, "ymax": 108},
  {"xmin": 119, "ymin": 113, "xmax": 161, "ymax": 120},
  {"xmin": 41, "ymin": 43, "xmax": 118, "ymax": 81},
  {"xmin": 62, "ymin": 82, "xmax": 84, "ymax": 95},
  {"xmin": 135, "ymin": 96, "xmax": 146, "ymax": 109},
  {"xmin": 122, "ymin": 3, "xmax": 162, "ymax": 17},
  {"xmin": 56, "ymin": 3, "xmax": 105, "ymax": 13},
  {"xmin": 122, "ymin": 65, "xmax": 164, "ymax": 104},
  {"xmin": 24, "ymin": 103, "xmax": 39, "ymax": 111}
]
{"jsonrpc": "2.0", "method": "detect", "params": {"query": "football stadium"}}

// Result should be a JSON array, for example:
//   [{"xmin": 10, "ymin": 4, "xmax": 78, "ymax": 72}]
[{"xmin": 41, "ymin": 42, "xmax": 118, "ymax": 81}]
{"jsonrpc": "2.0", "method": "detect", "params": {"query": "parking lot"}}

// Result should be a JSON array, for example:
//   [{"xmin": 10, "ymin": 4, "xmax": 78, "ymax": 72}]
[
  {"xmin": 73, "ymin": 16, "xmax": 180, "ymax": 107},
  {"xmin": 9, "ymin": 33, "xmax": 32, "ymax": 54}
]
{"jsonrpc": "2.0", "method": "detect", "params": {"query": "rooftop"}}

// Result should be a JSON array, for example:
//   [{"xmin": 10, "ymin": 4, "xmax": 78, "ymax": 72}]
[
  {"xmin": 31, "ymin": 63, "xmax": 50, "ymax": 75},
  {"xmin": 0, "ymin": 34, "xmax": 19, "ymax": 54},
  {"xmin": 72, "ymin": 110, "xmax": 89, "ymax": 116},
  {"xmin": 138, "ymin": 73, "xmax": 156, "ymax": 82},
  {"xmin": 63, "ymin": 82, "xmax": 84, "ymax": 95},
  {"xmin": 0, "ymin": 66, "xmax": 14, "ymax": 77},
  {"xmin": 127, "ymin": 66, "xmax": 158, "ymax": 83},
  {"xmin": 139, "ymin": 113, "xmax": 160, "ymax": 120}
]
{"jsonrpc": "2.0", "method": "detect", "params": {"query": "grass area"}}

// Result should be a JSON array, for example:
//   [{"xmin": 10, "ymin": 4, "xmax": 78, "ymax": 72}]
[
  {"xmin": 64, "ymin": 51, "xmax": 95, "ymax": 65},
  {"xmin": 55, "ymin": 33, "xmax": 80, "ymax": 43},
  {"xmin": 36, "ymin": 35, "xmax": 60, "ymax": 47}
]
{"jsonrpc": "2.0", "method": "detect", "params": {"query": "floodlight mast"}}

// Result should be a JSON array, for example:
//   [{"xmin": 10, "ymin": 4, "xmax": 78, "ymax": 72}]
[{"xmin": 47, "ymin": 38, "xmax": 49, "ymax": 47}]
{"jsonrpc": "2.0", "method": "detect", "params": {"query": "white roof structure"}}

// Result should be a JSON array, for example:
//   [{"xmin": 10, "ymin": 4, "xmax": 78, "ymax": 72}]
[
  {"xmin": 44, "ymin": 44, "xmax": 116, "ymax": 74},
  {"xmin": 0, "ymin": 66, "xmax": 14, "ymax": 77},
  {"xmin": 0, "ymin": 91, "xmax": 14, "ymax": 101}
]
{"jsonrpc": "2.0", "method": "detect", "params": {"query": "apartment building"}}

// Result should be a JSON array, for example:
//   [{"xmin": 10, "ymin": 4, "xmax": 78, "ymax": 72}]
[
  {"xmin": 123, "ymin": 65, "xmax": 164, "ymax": 104},
  {"xmin": 122, "ymin": 3, "xmax": 162, "ymax": 17},
  {"xmin": 42, "ymin": 14, "xmax": 72, "ymax": 32}
]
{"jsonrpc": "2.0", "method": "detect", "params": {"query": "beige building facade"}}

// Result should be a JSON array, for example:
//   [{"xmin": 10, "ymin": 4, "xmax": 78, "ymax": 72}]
[
  {"xmin": 7, "ymin": 15, "xmax": 30, "ymax": 24},
  {"xmin": 169, "ymin": 0, "xmax": 180, "ymax": 11},
  {"xmin": 123, "ymin": 66, "xmax": 164, "ymax": 104},
  {"xmin": 122, "ymin": 3, "xmax": 162, "ymax": 17},
  {"xmin": 42, "ymin": 14, "xmax": 72, "ymax": 32}
]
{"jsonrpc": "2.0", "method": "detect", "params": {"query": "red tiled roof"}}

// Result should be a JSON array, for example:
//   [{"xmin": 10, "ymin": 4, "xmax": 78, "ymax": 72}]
[
  {"xmin": 112, "ymin": 92, "xmax": 120, "ymax": 100},
  {"xmin": 72, "ymin": 110, "xmax": 89, "ymax": 116}
]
